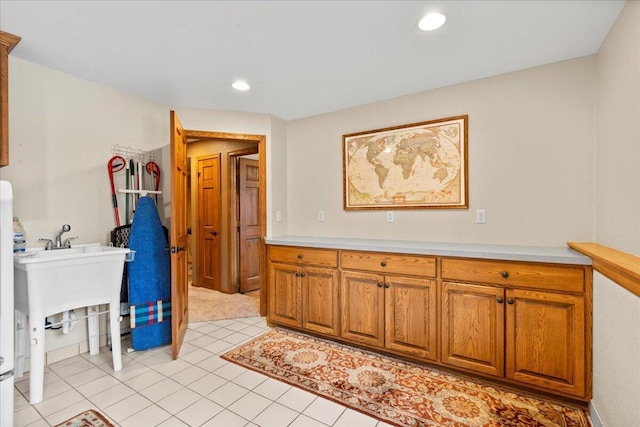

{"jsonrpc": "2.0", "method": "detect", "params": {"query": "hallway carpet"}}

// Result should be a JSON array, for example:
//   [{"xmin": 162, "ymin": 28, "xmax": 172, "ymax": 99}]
[
  {"xmin": 222, "ymin": 328, "xmax": 590, "ymax": 427},
  {"xmin": 189, "ymin": 284, "xmax": 260, "ymax": 322}
]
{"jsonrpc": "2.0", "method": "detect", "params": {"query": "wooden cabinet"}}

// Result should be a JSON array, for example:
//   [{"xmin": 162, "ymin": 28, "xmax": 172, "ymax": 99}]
[
  {"xmin": 441, "ymin": 282, "xmax": 504, "ymax": 376},
  {"xmin": 340, "ymin": 251, "xmax": 438, "ymax": 361},
  {"xmin": 0, "ymin": 31, "xmax": 21, "ymax": 167},
  {"xmin": 441, "ymin": 258, "xmax": 589, "ymax": 399},
  {"xmin": 266, "ymin": 242, "xmax": 592, "ymax": 401},
  {"xmin": 505, "ymin": 289, "xmax": 585, "ymax": 397},
  {"xmin": 268, "ymin": 246, "xmax": 339, "ymax": 336}
]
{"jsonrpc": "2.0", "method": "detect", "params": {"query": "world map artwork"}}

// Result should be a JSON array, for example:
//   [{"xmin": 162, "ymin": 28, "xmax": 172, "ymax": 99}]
[{"xmin": 344, "ymin": 116, "xmax": 467, "ymax": 209}]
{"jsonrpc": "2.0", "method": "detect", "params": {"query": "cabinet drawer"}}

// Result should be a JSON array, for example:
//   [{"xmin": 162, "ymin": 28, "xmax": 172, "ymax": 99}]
[
  {"xmin": 268, "ymin": 245, "xmax": 338, "ymax": 268},
  {"xmin": 341, "ymin": 251, "xmax": 436, "ymax": 277},
  {"xmin": 441, "ymin": 258, "xmax": 585, "ymax": 293}
]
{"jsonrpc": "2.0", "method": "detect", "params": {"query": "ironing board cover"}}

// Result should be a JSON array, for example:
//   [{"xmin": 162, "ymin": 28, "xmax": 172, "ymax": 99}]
[{"xmin": 127, "ymin": 196, "xmax": 171, "ymax": 350}]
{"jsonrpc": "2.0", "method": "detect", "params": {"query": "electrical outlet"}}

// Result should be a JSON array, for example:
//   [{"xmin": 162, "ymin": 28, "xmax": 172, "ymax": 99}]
[
  {"xmin": 476, "ymin": 209, "xmax": 486, "ymax": 224},
  {"xmin": 386, "ymin": 211, "xmax": 394, "ymax": 223},
  {"xmin": 276, "ymin": 211, "xmax": 282, "ymax": 222},
  {"xmin": 318, "ymin": 210, "xmax": 325, "ymax": 222}
]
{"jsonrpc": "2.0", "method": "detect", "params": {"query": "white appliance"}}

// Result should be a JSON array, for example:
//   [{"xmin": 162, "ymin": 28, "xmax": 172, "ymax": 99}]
[{"xmin": 0, "ymin": 181, "xmax": 14, "ymax": 427}]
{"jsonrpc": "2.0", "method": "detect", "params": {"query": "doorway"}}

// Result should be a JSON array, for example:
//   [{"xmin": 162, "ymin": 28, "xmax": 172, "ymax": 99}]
[{"xmin": 185, "ymin": 131, "xmax": 267, "ymax": 316}]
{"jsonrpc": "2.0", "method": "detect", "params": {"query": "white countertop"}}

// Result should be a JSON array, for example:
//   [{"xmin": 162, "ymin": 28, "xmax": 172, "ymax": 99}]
[{"xmin": 265, "ymin": 236, "xmax": 592, "ymax": 265}]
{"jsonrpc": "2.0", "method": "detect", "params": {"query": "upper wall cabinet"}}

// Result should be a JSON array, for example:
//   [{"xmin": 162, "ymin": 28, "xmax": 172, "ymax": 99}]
[{"xmin": 0, "ymin": 31, "xmax": 21, "ymax": 167}]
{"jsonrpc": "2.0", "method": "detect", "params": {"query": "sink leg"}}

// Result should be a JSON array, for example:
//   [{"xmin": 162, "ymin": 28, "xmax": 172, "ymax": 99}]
[
  {"xmin": 28, "ymin": 313, "xmax": 45, "ymax": 405},
  {"xmin": 109, "ymin": 301, "xmax": 122, "ymax": 371},
  {"xmin": 87, "ymin": 306, "xmax": 100, "ymax": 355}
]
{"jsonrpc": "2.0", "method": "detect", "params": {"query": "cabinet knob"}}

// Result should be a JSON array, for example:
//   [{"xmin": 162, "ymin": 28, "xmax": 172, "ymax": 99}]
[
  {"xmin": 377, "ymin": 282, "xmax": 383, "ymax": 288},
  {"xmin": 384, "ymin": 283, "xmax": 390, "ymax": 289},
  {"xmin": 297, "ymin": 254, "xmax": 303, "ymax": 259},
  {"xmin": 507, "ymin": 298, "xmax": 514, "ymax": 304},
  {"xmin": 295, "ymin": 272, "xmax": 300, "ymax": 277},
  {"xmin": 300, "ymin": 272, "xmax": 306, "ymax": 277},
  {"xmin": 380, "ymin": 261, "xmax": 387, "ymax": 267},
  {"xmin": 497, "ymin": 297, "xmax": 504, "ymax": 304},
  {"xmin": 501, "ymin": 271, "xmax": 509, "ymax": 278}
]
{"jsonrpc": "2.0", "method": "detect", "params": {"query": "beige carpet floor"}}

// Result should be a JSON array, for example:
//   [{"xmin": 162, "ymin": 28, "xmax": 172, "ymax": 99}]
[{"xmin": 189, "ymin": 284, "xmax": 261, "ymax": 322}]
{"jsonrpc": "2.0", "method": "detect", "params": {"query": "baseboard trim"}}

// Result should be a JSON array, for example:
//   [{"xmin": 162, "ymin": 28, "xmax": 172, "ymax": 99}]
[{"xmin": 589, "ymin": 400, "xmax": 605, "ymax": 427}]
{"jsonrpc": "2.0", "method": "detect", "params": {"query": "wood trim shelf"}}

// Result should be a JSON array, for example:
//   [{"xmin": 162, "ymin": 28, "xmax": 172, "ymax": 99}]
[{"xmin": 568, "ymin": 242, "xmax": 640, "ymax": 298}]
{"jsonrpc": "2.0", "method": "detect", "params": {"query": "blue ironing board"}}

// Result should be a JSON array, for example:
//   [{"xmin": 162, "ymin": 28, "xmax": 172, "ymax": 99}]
[{"xmin": 127, "ymin": 196, "xmax": 171, "ymax": 350}]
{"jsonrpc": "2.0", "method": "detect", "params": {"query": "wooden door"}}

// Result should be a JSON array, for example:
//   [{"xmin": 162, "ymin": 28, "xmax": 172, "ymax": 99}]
[
  {"xmin": 505, "ymin": 289, "xmax": 585, "ymax": 397},
  {"xmin": 385, "ymin": 275, "xmax": 438, "ymax": 361},
  {"xmin": 170, "ymin": 110, "xmax": 189, "ymax": 360},
  {"xmin": 197, "ymin": 155, "xmax": 221, "ymax": 290},
  {"xmin": 302, "ymin": 267, "xmax": 339, "ymax": 337},
  {"xmin": 268, "ymin": 262, "xmax": 301, "ymax": 327},
  {"xmin": 340, "ymin": 271, "xmax": 385, "ymax": 347},
  {"xmin": 441, "ymin": 282, "xmax": 504, "ymax": 376},
  {"xmin": 239, "ymin": 158, "xmax": 260, "ymax": 293}
]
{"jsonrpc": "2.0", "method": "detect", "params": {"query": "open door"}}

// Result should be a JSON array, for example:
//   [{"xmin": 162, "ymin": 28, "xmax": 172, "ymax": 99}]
[
  {"xmin": 239, "ymin": 157, "xmax": 260, "ymax": 293},
  {"xmin": 170, "ymin": 110, "xmax": 189, "ymax": 359}
]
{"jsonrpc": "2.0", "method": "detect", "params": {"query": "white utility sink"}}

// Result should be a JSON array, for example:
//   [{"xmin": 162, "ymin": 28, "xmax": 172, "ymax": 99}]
[{"xmin": 14, "ymin": 244, "xmax": 130, "ymax": 404}]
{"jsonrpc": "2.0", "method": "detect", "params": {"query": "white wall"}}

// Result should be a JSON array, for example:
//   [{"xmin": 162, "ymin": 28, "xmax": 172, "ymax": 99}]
[
  {"xmin": 0, "ymin": 60, "xmax": 288, "ymax": 356},
  {"xmin": 1, "ymin": 58, "xmax": 168, "ymax": 246},
  {"xmin": 592, "ymin": 1, "xmax": 640, "ymax": 425},
  {"xmin": 269, "ymin": 115, "xmax": 288, "ymax": 237},
  {"xmin": 1, "ymin": 58, "xmax": 168, "ymax": 355},
  {"xmin": 285, "ymin": 57, "xmax": 596, "ymax": 246}
]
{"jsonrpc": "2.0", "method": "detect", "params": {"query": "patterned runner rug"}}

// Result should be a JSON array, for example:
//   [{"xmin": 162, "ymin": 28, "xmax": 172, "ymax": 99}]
[
  {"xmin": 222, "ymin": 328, "xmax": 590, "ymax": 427},
  {"xmin": 54, "ymin": 409, "xmax": 114, "ymax": 427}
]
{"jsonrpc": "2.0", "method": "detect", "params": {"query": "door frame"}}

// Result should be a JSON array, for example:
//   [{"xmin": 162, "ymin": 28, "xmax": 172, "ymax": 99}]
[
  {"xmin": 185, "ymin": 130, "xmax": 267, "ymax": 316},
  {"xmin": 228, "ymin": 147, "xmax": 259, "ymax": 294}
]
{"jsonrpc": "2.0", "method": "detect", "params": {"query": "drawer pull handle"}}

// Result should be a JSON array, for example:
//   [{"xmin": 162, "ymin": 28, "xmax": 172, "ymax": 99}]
[
  {"xmin": 507, "ymin": 298, "xmax": 514, "ymax": 305},
  {"xmin": 377, "ymin": 282, "xmax": 383, "ymax": 288},
  {"xmin": 297, "ymin": 254, "xmax": 303, "ymax": 259},
  {"xmin": 380, "ymin": 261, "xmax": 387, "ymax": 267},
  {"xmin": 497, "ymin": 297, "xmax": 504, "ymax": 304},
  {"xmin": 501, "ymin": 271, "xmax": 509, "ymax": 278}
]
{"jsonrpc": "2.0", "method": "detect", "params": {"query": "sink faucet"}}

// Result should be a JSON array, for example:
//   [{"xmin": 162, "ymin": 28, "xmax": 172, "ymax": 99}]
[
  {"xmin": 39, "ymin": 224, "xmax": 77, "ymax": 250},
  {"xmin": 55, "ymin": 224, "xmax": 71, "ymax": 248}
]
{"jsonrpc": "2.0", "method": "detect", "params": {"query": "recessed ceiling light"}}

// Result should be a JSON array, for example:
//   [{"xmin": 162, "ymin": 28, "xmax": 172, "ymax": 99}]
[
  {"xmin": 232, "ymin": 80, "xmax": 251, "ymax": 91},
  {"xmin": 418, "ymin": 12, "xmax": 446, "ymax": 31}
]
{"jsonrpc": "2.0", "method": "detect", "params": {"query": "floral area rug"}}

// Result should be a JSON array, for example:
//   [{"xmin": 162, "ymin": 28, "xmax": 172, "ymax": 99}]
[
  {"xmin": 222, "ymin": 328, "xmax": 590, "ymax": 427},
  {"xmin": 54, "ymin": 409, "xmax": 114, "ymax": 427}
]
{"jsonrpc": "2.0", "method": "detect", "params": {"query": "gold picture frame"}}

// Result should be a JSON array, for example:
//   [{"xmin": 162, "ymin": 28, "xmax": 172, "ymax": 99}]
[{"xmin": 343, "ymin": 115, "xmax": 468, "ymax": 210}]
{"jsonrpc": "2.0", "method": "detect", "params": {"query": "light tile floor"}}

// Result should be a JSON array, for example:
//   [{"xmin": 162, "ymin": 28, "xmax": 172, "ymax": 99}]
[{"xmin": 14, "ymin": 317, "xmax": 394, "ymax": 427}]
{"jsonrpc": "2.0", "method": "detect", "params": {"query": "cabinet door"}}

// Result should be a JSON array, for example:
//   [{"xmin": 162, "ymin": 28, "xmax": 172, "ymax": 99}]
[
  {"xmin": 268, "ymin": 263, "xmax": 301, "ymax": 327},
  {"xmin": 385, "ymin": 275, "xmax": 438, "ymax": 361},
  {"xmin": 302, "ymin": 267, "xmax": 340, "ymax": 337},
  {"xmin": 442, "ymin": 282, "xmax": 505, "ymax": 376},
  {"xmin": 506, "ymin": 289, "xmax": 585, "ymax": 397},
  {"xmin": 340, "ymin": 271, "xmax": 385, "ymax": 347}
]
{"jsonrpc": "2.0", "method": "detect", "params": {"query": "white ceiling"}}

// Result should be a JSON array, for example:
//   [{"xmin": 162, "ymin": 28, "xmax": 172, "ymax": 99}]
[{"xmin": 0, "ymin": 1, "xmax": 625, "ymax": 121}]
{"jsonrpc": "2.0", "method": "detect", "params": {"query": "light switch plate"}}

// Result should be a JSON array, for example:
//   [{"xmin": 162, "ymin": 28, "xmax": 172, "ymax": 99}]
[
  {"xmin": 386, "ymin": 211, "xmax": 394, "ymax": 223},
  {"xmin": 476, "ymin": 209, "xmax": 486, "ymax": 224}
]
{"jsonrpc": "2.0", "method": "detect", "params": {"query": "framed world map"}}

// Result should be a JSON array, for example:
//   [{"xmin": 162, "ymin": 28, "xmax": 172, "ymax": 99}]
[{"xmin": 343, "ymin": 115, "xmax": 468, "ymax": 210}]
